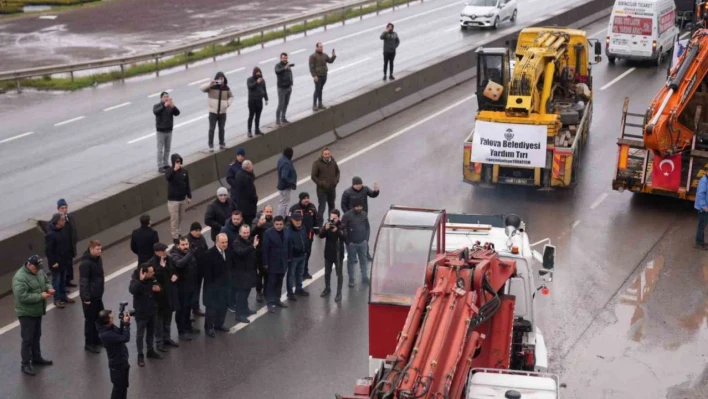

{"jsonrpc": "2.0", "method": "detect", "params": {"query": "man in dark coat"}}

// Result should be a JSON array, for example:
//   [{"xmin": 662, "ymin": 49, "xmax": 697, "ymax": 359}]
[
  {"xmin": 187, "ymin": 222, "xmax": 208, "ymax": 317},
  {"xmin": 149, "ymin": 243, "xmax": 179, "ymax": 351},
  {"xmin": 45, "ymin": 213, "xmax": 74, "ymax": 307},
  {"xmin": 165, "ymin": 153, "xmax": 192, "ymax": 245},
  {"xmin": 246, "ymin": 66, "xmax": 269, "ymax": 137},
  {"xmin": 232, "ymin": 225, "xmax": 259, "ymax": 323},
  {"xmin": 169, "ymin": 237, "xmax": 199, "ymax": 341},
  {"xmin": 276, "ymin": 147, "xmax": 297, "ymax": 217},
  {"xmin": 251, "ymin": 205, "xmax": 274, "ymax": 303},
  {"xmin": 286, "ymin": 212, "xmax": 309, "ymax": 300},
  {"xmin": 226, "ymin": 148, "xmax": 246, "ymax": 204},
  {"xmin": 342, "ymin": 200, "xmax": 371, "ymax": 288},
  {"xmin": 204, "ymin": 187, "xmax": 236, "ymax": 243},
  {"xmin": 79, "ymin": 240, "xmax": 105, "ymax": 354},
  {"xmin": 232, "ymin": 160, "xmax": 258, "ymax": 223},
  {"xmin": 289, "ymin": 192, "xmax": 318, "ymax": 280},
  {"xmin": 130, "ymin": 215, "xmax": 159, "ymax": 265},
  {"xmin": 380, "ymin": 22, "xmax": 400, "ymax": 81},
  {"xmin": 220, "ymin": 210, "xmax": 244, "ymax": 249},
  {"xmin": 203, "ymin": 233, "xmax": 233, "ymax": 337},
  {"xmin": 153, "ymin": 91, "xmax": 181, "ymax": 172},
  {"xmin": 56, "ymin": 198, "xmax": 78, "ymax": 288},
  {"xmin": 319, "ymin": 209, "xmax": 345, "ymax": 301},
  {"xmin": 311, "ymin": 147, "xmax": 340, "ymax": 228},
  {"xmin": 262, "ymin": 216, "xmax": 292, "ymax": 313},
  {"xmin": 129, "ymin": 264, "xmax": 162, "ymax": 368},
  {"xmin": 97, "ymin": 309, "xmax": 131, "ymax": 399},
  {"xmin": 341, "ymin": 176, "xmax": 380, "ymax": 260}
]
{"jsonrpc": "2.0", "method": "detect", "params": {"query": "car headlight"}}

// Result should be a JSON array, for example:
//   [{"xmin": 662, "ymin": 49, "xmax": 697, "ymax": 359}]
[{"xmin": 483, "ymin": 12, "xmax": 494, "ymax": 17}]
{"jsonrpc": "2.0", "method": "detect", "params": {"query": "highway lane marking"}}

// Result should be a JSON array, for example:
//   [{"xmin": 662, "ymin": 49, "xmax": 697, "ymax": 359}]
[
  {"xmin": 127, "ymin": 132, "xmax": 157, "ymax": 144},
  {"xmin": 290, "ymin": 48, "xmax": 306, "ymax": 55},
  {"xmin": 444, "ymin": 26, "xmax": 461, "ymax": 32},
  {"xmin": 226, "ymin": 67, "xmax": 245, "ymax": 75},
  {"xmin": 590, "ymin": 192, "xmax": 608, "ymax": 209},
  {"xmin": 590, "ymin": 28, "xmax": 606, "ymax": 38},
  {"xmin": 0, "ymin": 131, "xmax": 33, "ymax": 145},
  {"xmin": 148, "ymin": 89, "xmax": 172, "ymax": 98},
  {"xmin": 600, "ymin": 67, "xmax": 635, "ymax": 91},
  {"xmin": 128, "ymin": 114, "xmax": 209, "ymax": 144},
  {"xmin": 572, "ymin": 220, "xmax": 581, "ymax": 229},
  {"xmin": 54, "ymin": 116, "xmax": 85, "ymax": 127},
  {"xmin": 329, "ymin": 57, "xmax": 372, "ymax": 74},
  {"xmin": 188, "ymin": 77, "xmax": 212, "ymax": 86},
  {"xmin": 103, "ymin": 102, "xmax": 132, "ymax": 112},
  {"xmin": 259, "ymin": 57, "xmax": 278, "ymax": 64},
  {"xmin": 324, "ymin": 0, "xmax": 464, "ymax": 45},
  {"xmin": 680, "ymin": 31, "xmax": 691, "ymax": 39}
]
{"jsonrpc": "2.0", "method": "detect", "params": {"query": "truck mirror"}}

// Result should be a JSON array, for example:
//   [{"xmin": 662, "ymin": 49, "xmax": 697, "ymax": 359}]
[
  {"xmin": 542, "ymin": 244, "xmax": 555, "ymax": 270},
  {"xmin": 594, "ymin": 41, "xmax": 601, "ymax": 55}
]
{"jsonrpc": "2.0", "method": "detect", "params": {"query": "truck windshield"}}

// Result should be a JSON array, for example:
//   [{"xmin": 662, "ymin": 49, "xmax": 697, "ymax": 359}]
[
  {"xmin": 467, "ymin": 0, "xmax": 497, "ymax": 6},
  {"xmin": 611, "ymin": 15, "xmax": 653, "ymax": 36}
]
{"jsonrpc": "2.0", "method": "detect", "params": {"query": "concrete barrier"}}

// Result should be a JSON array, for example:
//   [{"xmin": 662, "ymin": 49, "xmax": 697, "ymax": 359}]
[{"xmin": 0, "ymin": 0, "xmax": 614, "ymax": 295}]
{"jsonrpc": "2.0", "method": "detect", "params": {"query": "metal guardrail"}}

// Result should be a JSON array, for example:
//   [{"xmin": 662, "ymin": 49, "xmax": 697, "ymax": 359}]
[{"xmin": 0, "ymin": 0, "xmax": 421, "ymax": 88}]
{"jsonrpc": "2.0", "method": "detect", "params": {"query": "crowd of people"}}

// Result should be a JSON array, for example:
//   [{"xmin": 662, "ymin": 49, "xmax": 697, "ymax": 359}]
[
  {"xmin": 151, "ymin": 23, "xmax": 401, "ymax": 172},
  {"xmin": 12, "ymin": 144, "xmax": 381, "ymax": 398}
]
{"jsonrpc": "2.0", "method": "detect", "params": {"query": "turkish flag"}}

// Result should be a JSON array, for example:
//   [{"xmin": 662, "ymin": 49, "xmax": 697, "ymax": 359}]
[{"xmin": 652, "ymin": 153, "xmax": 682, "ymax": 192}]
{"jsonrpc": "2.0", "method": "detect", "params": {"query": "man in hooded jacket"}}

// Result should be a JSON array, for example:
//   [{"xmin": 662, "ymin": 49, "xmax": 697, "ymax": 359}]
[
  {"xmin": 277, "ymin": 147, "xmax": 297, "ymax": 217},
  {"xmin": 232, "ymin": 160, "xmax": 258, "ymax": 224},
  {"xmin": 200, "ymin": 71, "xmax": 234, "ymax": 151},
  {"xmin": 246, "ymin": 66, "xmax": 269, "ymax": 137},
  {"xmin": 45, "ymin": 213, "xmax": 74, "ymax": 307},
  {"xmin": 380, "ymin": 22, "xmax": 400, "ymax": 81},
  {"xmin": 165, "ymin": 154, "xmax": 192, "ymax": 245}
]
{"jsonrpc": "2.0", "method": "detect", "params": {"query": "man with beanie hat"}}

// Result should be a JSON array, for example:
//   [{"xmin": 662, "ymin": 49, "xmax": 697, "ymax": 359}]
[
  {"xmin": 200, "ymin": 71, "xmax": 234, "ymax": 151},
  {"xmin": 187, "ymin": 222, "xmax": 208, "ymax": 317},
  {"xmin": 56, "ymin": 198, "xmax": 78, "ymax": 288},
  {"xmin": 277, "ymin": 147, "xmax": 297, "ymax": 217},
  {"xmin": 153, "ymin": 91, "xmax": 181, "ymax": 172},
  {"xmin": 226, "ymin": 148, "xmax": 246, "ymax": 204},
  {"xmin": 286, "ymin": 212, "xmax": 309, "ymax": 299},
  {"xmin": 342, "ymin": 199, "xmax": 371, "ymax": 287},
  {"xmin": 341, "ymin": 177, "xmax": 380, "ymax": 260},
  {"xmin": 289, "ymin": 192, "xmax": 318, "ymax": 280},
  {"xmin": 205, "ymin": 187, "xmax": 236, "ymax": 243},
  {"xmin": 45, "ymin": 213, "xmax": 74, "ymax": 307},
  {"xmin": 166, "ymin": 154, "xmax": 192, "ymax": 244}
]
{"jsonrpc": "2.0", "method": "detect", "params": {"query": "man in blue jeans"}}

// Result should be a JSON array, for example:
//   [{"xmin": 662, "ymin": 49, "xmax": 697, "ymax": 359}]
[
  {"xmin": 342, "ymin": 200, "xmax": 371, "ymax": 287},
  {"xmin": 695, "ymin": 167, "xmax": 708, "ymax": 250},
  {"xmin": 286, "ymin": 212, "xmax": 310, "ymax": 300}
]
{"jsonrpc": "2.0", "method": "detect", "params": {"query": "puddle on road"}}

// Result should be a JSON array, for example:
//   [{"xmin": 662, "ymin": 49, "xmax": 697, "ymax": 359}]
[
  {"xmin": 617, "ymin": 255, "xmax": 664, "ymax": 342},
  {"xmin": 24, "ymin": 5, "xmax": 52, "ymax": 12}
]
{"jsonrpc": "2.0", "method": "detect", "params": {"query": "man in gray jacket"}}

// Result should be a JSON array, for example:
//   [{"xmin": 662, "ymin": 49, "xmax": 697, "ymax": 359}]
[
  {"xmin": 381, "ymin": 23, "xmax": 400, "ymax": 81},
  {"xmin": 200, "ymin": 71, "xmax": 234, "ymax": 152},
  {"xmin": 309, "ymin": 42, "xmax": 336, "ymax": 111},
  {"xmin": 342, "ymin": 200, "xmax": 370, "ymax": 287}
]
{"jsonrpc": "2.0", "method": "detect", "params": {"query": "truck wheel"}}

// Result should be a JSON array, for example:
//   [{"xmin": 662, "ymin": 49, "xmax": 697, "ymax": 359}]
[
  {"xmin": 656, "ymin": 48, "xmax": 664, "ymax": 66},
  {"xmin": 607, "ymin": 55, "xmax": 616, "ymax": 64}
]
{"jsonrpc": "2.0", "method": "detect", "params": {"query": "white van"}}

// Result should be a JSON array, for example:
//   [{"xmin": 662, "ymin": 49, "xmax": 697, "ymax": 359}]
[{"xmin": 605, "ymin": 0, "xmax": 679, "ymax": 64}]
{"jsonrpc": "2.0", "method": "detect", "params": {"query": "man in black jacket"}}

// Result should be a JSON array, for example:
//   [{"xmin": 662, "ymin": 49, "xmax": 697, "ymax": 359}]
[
  {"xmin": 342, "ymin": 200, "xmax": 371, "ymax": 288},
  {"xmin": 226, "ymin": 147, "xmax": 246, "ymax": 204},
  {"xmin": 286, "ymin": 212, "xmax": 309, "ymax": 300},
  {"xmin": 204, "ymin": 187, "xmax": 236, "ymax": 243},
  {"xmin": 275, "ymin": 52, "xmax": 294, "ymax": 125},
  {"xmin": 204, "ymin": 234, "xmax": 232, "ymax": 337},
  {"xmin": 221, "ymin": 210, "xmax": 244, "ymax": 250},
  {"xmin": 130, "ymin": 215, "xmax": 159, "ymax": 265},
  {"xmin": 289, "ymin": 192, "xmax": 319, "ymax": 280},
  {"xmin": 319, "ymin": 210, "xmax": 345, "ymax": 301},
  {"xmin": 165, "ymin": 153, "xmax": 192, "ymax": 245},
  {"xmin": 97, "ymin": 309, "xmax": 131, "ymax": 399},
  {"xmin": 56, "ymin": 198, "xmax": 78, "ymax": 288},
  {"xmin": 153, "ymin": 91, "xmax": 181, "ymax": 172},
  {"xmin": 169, "ymin": 237, "xmax": 198, "ymax": 341},
  {"xmin": 79, "ymin": 240, "xmax": 105, "ymax": 354},
  {"xmin": 45, "ymin": 213, "xmax": 74, "ymax": 308},
  {"xmin": 251, "ymin": 205, "xmax": 274, "ymax": 303},
  {"xmin": 187, "ymin": 222, "xmax": 208, "ymax": 318},
  {"xmin": 262, "ymin": 216, "xmax": 291, "ymax": 313},
  {"xmin": 341, "ymin": 177, "xmax": 380, "ymax": 260},
  {"xmin": 232, "ymin": 160, "xmax": 258, "ymax": 223},
  {"xmin": 129, "ymin": 264, "xmax": 162, "ymax": 367},
  {"xmin": 149, "ymin": 243, "xmax": 179, "ymax": 351},
  {"xmin": 246, "ymin": 66, "xmax": 269, "ymax": 137},
  {"xmin": 380, "ymin": 23, "xmax": 400, "ymax": 81}
]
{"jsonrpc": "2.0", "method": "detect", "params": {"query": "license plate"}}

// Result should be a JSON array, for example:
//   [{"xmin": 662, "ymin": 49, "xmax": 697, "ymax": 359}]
[{"xmin": 504, "ymin": 178, "xmax": 529, "ymax": 185}]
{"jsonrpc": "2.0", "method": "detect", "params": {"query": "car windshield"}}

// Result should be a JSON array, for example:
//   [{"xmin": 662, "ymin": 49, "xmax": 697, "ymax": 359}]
[{"xmin": 467, "ymin": 0, "xmax": 497, "ymax": 6}]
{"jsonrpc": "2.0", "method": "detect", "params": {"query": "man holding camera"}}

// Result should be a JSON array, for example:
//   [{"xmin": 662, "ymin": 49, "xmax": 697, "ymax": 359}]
[
  {"xmin": 79, "ymin": 240, "xmax": 105, "ymax": 354},
  {"xmin": 166, "ymin": 153, "xmax": 192, "ymax": 245},
  {"xmin": 200, "ymin": 71, "xmax": 234, "ymax": 152},
  {"xmin": 153, "ymin": 91, "xmax": 181, "ymax": 172},
  {"xmin": 129, "ymin": 264, "xmax": 162, "ymax": 367},
  {"xmin": 150, "ymin": 243, "xmax": 180, "ymax": 351},
  {"xmin": 13, "ymin": 255, "xmax": 54, "ymax": 376},
  {"xmin": 319, "ymin": 210, "xmax": 345, "ymax": 301},
  {"xmin": 309, "ymin": 42, "xmax": 336, "ymax": 111},
  {"xmin": 274, "ymin": 52, "xmax": 294, "ymax": 125},
  {"xmin": 169, "ymin": 236, "xmax": 199, "ymax": 341},
  {"xmin": 97, "ymin": 309, "xmax": 131, "ymax": 399}
]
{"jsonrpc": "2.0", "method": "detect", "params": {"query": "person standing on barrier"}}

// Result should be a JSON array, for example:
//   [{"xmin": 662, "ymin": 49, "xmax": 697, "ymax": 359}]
[
  {"xmin": 275, "ymin": 52, "xmax": 294, "ymax": 125},
  {"xmin": 56, "ymin": 198, "xmax": 78, "ymax": 289},
  {"xmin": 277, "ymin": 147, "xmax": 297, "ymax": 218},
  {"xmin": 204, "ymin": 233, "xmax": 232, "ymax": 337},
  {"xmin": 45, "ymin": 213, "xmax": 74, "ymax": 308},
  {"xmin": 187, "ymin": 222, "xmax": 209, "ymax": 318},
  {"xmin": 311, "ymin": 147, "xmax": 340, "ymax": 229},
  {"xmin": 150, "ymin": 243, "xmax": 179, "ymax": 352},
  {"xmin": 13, "ymin": 255, "xmax": 54, "ymax": 376},
  {"xmin": 129, "ymin": 264, "xmax": 162, "ymax": 368},
  {"xmin": 200, "ymin": 71, "xmax": 234, "ymax": 152},
  {"xmin": 205, "ymin": 187, "xmax": 236, "ymax": 244},
  {"xmin": 263, "ymin": 216, "xmax": 291, "ymax": 313},
  {"xmin": 341, "ymin": 177, "xmax": 380, "ymax": 261},
  {"xmin": 80, "ymin": 240, "xmax": 105, "ymax": 355},
  {"xmin": 319, "ymin": 210, "xmax": 345, "ymax": 301},
  {"xmin": 97, "ymin": 309, "xmax": 131, "ymax": 399},
  {"xmin": 166, "ymin": 154, "xmax": 192, "ymax": 245},
  {"xmin": 252, "ymin": 205, "xmax": 274, "ymax": 303},
  {"xmin": 289, "ymin": 192, "xmax": 318, "ymax": 280},
  {"xmin": 232, "ymin": 160, "xmax": 258, "ymax": 224},
  {"xmin": 380, "ymin": 23, "xmax": 400, "ymax": 81},
  {"xmin": 342, "ymin": 200, "xmax": 371, "ymax": 287},
  {"xmin": 131, "ymin": 215, "xmax": 160, "ymax": 265},
  {"xmin": 309, "ymin": 42, "xmax": 336, "ymax": 111},
  {"xmin": 247, "ymin": 66, "xmax": 269, "ymax": 137},
  {"xmin": 153, "ymin": 91, "xmax": 181, "ymax": 172}
]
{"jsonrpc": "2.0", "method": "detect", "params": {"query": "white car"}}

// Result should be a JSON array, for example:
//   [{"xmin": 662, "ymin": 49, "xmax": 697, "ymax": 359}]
[{"xmin": 460, "ymin": 0, "xmax": 517, "ymax": 30}]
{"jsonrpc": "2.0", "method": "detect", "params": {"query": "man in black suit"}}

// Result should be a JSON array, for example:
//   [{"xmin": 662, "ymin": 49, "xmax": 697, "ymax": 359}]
[
  {"xmin": 203, "ymin": 233, "xmax": 232, "ymax": 337},
  {"xmin": 130, "ymin": 215, "xmax": 159, "ymax": 265},
  {"xmin": 262, "ymin": 216, "xmax": 291, "ymax": 313}
]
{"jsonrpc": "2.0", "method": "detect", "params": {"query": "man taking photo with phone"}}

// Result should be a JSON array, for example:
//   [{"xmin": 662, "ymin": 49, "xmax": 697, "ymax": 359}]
[
  {"xmin": 200, "ymin": 71, "xmax": 234, "ymax": 152},
  {"xmin": 309, "ymin": 42, "xmax": 336, "ymax": 111},
  {"xmin": 153, "ymin": 92, "xmax": 180, "ymax": 172}
]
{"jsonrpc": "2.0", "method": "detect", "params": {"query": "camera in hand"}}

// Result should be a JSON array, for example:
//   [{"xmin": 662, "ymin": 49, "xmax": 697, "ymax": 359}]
[
  {"xmin": 118, "ymin": 301, "xmax": 135, "ymax": 320},
  {"xmin": 213, "ymin": 80, "xmax": 222, "ymax": 86}
]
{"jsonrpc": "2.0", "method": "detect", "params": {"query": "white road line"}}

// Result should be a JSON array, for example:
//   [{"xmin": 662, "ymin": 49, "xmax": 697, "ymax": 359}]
[
  {"xmin": 590, "ymin": 28, "xmax": 607, "ymax": 38},
  {"xmin": 600, "ymin": 67, "xmax": 635, "ymax": 91},
  {"xmin": 572, "ymin": 220, "xmax": 581, "ymax": 229},
  {"xmin": 148, "ymin": 89, "xmax": 172, "ymax": 98},
  {"xmin": 681, "ymin": 31, "xmax": 691, "ymax": 39},
  {"xmin": 445, "ymin": 26, "xmax": 461, "ymax": 32},
  {"xmin": 0, "ymin": 131, "xmax": 33, "ymax": 145},
  {"xmin": 54, "ymin": 116, "xmax": 85, "ymax": 127},
  {"xmin": 324, "ymin": 1, "xmax": 464, "ymax": 45},
  {"xmin": 329, "ymin": 57, "xmax": 371, "ymax": 74},
  {"xmin": 188, "ymin": 77, "xmax": 211, "ymax": 86},
  {"xmin": 259, "ymin": 57, "xmax": 278, "ymax": 64},
  {"xmin": 590, "ymin": 192, "xmax": 608, "ymax": 209},
  {"xmin": 127, "ymin": 132, "xmax": 155, "ymax": 144},
  {"xmin": 128, "ymin": 114, "xmax": 209, "ymax": 144},
  {"xmin": 103, "ymin": 102, "xmax": 132, "ymax": 112},
  {"xmin": 290, "ymin": 48, "xmax": 306, "ymax": 55},
  {"xmin": 226, "ymin": 67, "xmax": 245, "ymax": 75}
]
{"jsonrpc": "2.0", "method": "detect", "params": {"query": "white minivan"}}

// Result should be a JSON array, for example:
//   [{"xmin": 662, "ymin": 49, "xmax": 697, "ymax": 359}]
[{"xmin": 605, "ymin": 0, "xmax": 679, "ymax": 65}]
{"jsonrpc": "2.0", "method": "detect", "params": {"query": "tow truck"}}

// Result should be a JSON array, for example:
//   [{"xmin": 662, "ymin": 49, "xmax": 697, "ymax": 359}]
[{"xmin": 337, "ymin": 206, "xmax": 558, "ymax": 398}]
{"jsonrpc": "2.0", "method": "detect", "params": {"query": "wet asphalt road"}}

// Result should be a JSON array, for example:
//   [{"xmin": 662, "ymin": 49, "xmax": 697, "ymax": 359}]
[
  {"xmin": 0, "ymin": 0, "xmax": 588, "ymax": 232},
  {"xmin": 0, "ymin": 15, "xmax": 704, "ymax": 399}
]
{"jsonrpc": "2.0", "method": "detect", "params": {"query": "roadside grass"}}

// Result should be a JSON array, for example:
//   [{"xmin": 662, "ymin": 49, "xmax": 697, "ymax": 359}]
[{"xmin": 0, "ymin": 0, "xmax": 398, "ymax": 92}]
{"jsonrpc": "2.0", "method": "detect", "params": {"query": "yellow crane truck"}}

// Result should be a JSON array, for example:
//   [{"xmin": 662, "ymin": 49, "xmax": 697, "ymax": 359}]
[{"xmin": 463, "ymin": 27, "xmax": 602, "ymax": 188}]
